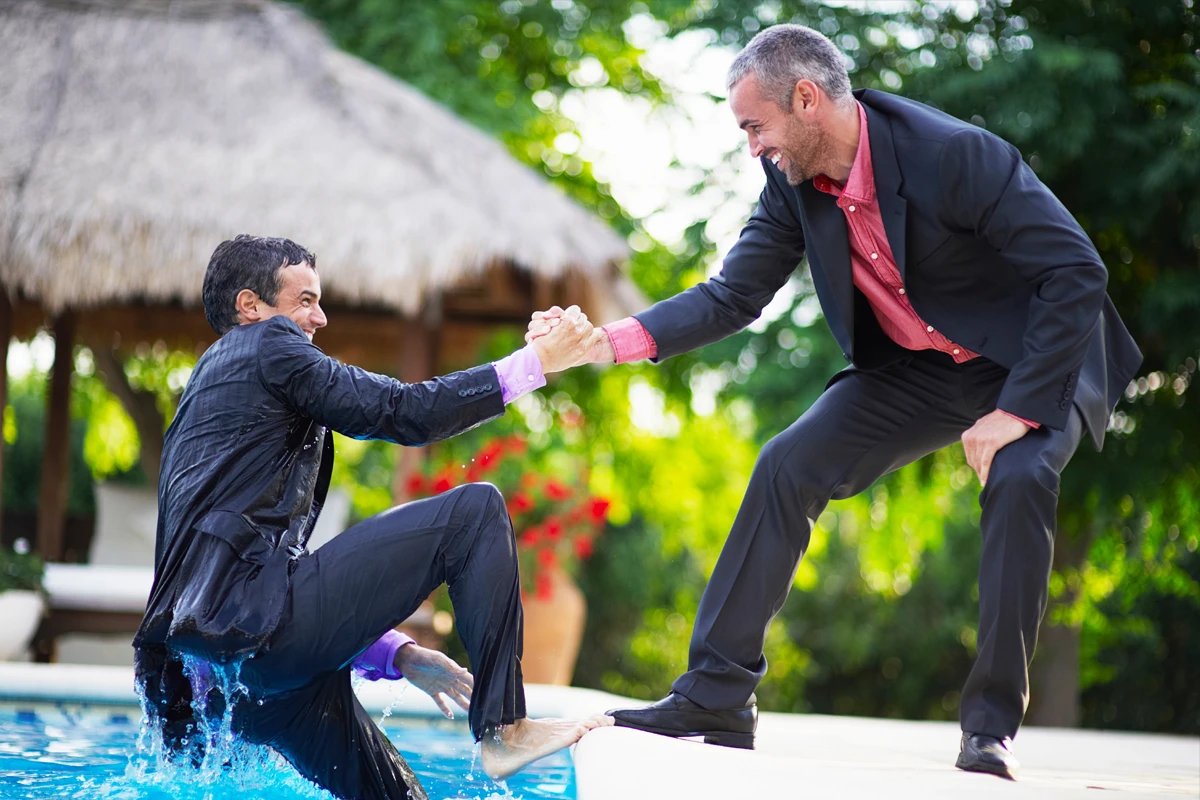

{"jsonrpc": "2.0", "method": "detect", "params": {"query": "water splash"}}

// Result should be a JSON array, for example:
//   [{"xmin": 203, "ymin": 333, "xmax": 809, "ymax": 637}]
[
  {"xmin": 119, "ymin": 655, "xmax": 333, "ymax": 799},
  {"xmin": 352, "ymin": 671, "xmax": 412, "ymax": 727}
]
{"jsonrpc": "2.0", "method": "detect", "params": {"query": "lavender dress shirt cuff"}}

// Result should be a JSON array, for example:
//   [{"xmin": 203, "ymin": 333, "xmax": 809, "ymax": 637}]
[
  {"xmin": 493, "ymin": 345, "xmax": 546, "ymax": 404},
  {"xmin": 352, "ymin": 629, "xmax": 416, "ymax": 681}
]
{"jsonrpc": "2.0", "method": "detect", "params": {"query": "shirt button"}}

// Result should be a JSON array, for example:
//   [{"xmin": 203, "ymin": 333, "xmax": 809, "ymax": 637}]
[
  {"xmin": 952, "ymin": 349, "xmax": 960, "ymax": 355},
  {"xmin": 527, "ymin": 374, "xmax": 536, "ymax": 381},
  {"xmin": 870, "ymin": 253, "xmax": 878, "ymax": 259},
  {"xmin": 898, "ymin": 288, "xmax": 905, "ymax": 295},
  {"xmin": 848, "ymin": 205, "xmax": 856, "ymax": 212},
  {"xmin": 926, "ymin": 325, "xmax": 934, "ymax": 333}
]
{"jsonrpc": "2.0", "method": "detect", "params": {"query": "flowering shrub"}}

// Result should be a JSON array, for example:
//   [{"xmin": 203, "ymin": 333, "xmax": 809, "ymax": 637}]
[{"xmin": 408, "ymin": 435, "xmax": 610, "ymax": 600}]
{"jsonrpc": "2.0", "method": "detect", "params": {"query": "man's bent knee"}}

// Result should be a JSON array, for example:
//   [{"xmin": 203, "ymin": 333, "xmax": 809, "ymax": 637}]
[
  {"xmin": 755, "ymin": 433, "xmax": 835, "ymax": 519},
  {"xmin": 985, "ymin": 454, "xmax": 1060, "ymax": 504}
]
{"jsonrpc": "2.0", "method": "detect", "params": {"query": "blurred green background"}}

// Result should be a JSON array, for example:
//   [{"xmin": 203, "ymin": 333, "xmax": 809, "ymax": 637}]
[{"xmin": 5, "ymin": 0, "xmax": 1197, "ymax": 734}]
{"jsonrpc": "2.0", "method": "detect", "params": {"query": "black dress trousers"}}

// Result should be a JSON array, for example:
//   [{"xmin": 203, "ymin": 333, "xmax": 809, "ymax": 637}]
[
  {"xmin": 671, "ymin": 350, "xmax": 1084, "ymax": 740},
  {"xmin": 233, "ymin": 482, "xmax": 527, "ymax": 800}
]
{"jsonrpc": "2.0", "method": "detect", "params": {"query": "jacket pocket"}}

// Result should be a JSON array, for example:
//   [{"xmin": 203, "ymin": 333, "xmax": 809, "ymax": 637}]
[{"xmin": 194, "ymin": 510, "xmax": 274, "ymax": 565}]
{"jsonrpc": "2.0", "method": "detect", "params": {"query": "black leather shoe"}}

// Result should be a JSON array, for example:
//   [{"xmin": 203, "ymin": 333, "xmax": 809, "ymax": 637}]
[
  {"xmin": 606, "ymin": 692, "xmax": 757, "ymax": 750},
  {"xmin": 955, "ymin": 732, "xmax": 1019, "ymax": 780}
]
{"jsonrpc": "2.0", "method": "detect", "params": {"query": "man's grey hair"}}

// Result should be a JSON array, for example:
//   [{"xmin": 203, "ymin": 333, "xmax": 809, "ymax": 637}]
[{"xmin": 726, "ymin": 24, "xmax": 852, "ymax": 110}]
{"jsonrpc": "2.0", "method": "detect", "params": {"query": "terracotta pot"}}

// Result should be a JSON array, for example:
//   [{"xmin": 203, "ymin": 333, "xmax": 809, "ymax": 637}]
[
  {"xmin": 0, "ymin": 590, "xmax": 44, "ymax": 661},
  {"xmin": 520, "ymin": 569, "xmax": 586, "ymax": 686}
]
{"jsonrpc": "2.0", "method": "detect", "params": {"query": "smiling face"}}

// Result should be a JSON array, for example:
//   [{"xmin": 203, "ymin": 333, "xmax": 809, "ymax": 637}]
[
  {"xmin": 730, "ymin": 73, "xmax": 838, "ymax": 185},
  {"xmin": 235, "ymin": 261, "xmax": 328, "ymax": 340}
]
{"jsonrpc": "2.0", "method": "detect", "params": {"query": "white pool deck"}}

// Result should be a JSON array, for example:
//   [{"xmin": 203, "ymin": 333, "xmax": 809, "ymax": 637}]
[{"xmin": 1, "ymin": 663, "xmax": 1196, "ymax": 799}]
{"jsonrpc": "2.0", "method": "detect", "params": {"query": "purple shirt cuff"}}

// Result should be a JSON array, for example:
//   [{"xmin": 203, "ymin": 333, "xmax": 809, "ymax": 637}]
[
  {"xmin": 493, "ymin": 345, "xmax": 546, "ymax": 404},
  {"xmin": 352, "ymin": 629, "xmax": 415, "ymax": 681}
]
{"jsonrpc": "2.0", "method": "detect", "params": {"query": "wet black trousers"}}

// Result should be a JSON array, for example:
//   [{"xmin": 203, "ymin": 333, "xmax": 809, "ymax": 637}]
[
  {"xmin": 236, "ymin": 483, "xmax": 527, "ymax": 800},
  {"xmin": 671, "ymin": 350, "xmax": 1084, "ymax": 741}
]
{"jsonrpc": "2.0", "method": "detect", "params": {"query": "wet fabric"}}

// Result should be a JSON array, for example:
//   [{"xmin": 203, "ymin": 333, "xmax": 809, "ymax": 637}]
[
  {"xmin": 135, "ymin": 314, "xmax": 505, "ymax": 660},
  {"xmin": 139, "ymin": 485, "xmax": 527, "ymax": 800},
  {"xmin": 134, "ymin": 314, "xmax": 516, "ymax": 800},
  {"xmin": 239, "ymin": 483, "xmax": 527, "ymax": 742}
]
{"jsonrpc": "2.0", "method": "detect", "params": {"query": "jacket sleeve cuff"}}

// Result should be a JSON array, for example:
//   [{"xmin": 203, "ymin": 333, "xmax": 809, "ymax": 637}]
[
  {"xmin": 352, "ymin": 630, "xmax": 416, "ymax": 681},
  {"xmin": 601, "ymin": 317, "xmax": 658, "ymax": 364}
]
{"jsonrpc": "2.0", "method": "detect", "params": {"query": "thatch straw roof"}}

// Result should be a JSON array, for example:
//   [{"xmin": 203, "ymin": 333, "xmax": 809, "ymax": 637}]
[{"xmin": 0, "ymin": 0, "xmax": 631, "ymax": 316}]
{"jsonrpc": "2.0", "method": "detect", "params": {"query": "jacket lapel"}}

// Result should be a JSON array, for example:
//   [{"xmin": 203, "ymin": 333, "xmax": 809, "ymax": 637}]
[
  {"xmin": 862, "ymin": 97, "xmax": 908, "ymax": 281},
  {"xmin": 797, "ymin": 180, "xmax": 854, "ymax": 350}
]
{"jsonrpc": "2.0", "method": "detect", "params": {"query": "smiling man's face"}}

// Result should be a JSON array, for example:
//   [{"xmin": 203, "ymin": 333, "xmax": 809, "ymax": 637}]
[
  {"xmin": 730, "ymin": 73, "xmax": 836, "ymax": 186},
  {"xmin": 237, "ymin": 261, "xmax": 328, "ymax": 340}
]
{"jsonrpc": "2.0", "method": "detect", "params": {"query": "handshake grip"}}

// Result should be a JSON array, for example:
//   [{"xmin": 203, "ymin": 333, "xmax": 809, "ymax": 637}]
[{"xmin": 526, "ymin": 305, "xmax": 610, "ymax": 374}]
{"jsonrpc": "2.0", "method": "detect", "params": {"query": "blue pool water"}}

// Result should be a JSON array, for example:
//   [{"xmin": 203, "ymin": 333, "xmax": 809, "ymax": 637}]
[{"xmin": 0, "ymin": 706, "xmax": 575, "ymax": 799}]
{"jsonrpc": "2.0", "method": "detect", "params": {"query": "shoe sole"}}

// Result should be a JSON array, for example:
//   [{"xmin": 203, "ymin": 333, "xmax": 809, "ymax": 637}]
[
  {"xmin": 613, "ymin": 720, "xmax": 755, "ymax": 750},
  {"xmin": 955, "ymin": 753, "xmax": 1017, "ymax": 781}
]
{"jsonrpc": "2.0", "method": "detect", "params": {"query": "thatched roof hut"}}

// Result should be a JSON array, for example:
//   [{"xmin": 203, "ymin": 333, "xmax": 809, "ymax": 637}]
[
  {"xmin": 0, "ymin": 0, "xmax": 630, "ymax": 317},
  {"xmin": 0, "ymin": 0, "xmax": 642, "ymax": 562}
]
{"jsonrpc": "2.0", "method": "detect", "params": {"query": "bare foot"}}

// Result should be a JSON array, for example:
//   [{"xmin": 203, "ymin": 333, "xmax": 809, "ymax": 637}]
[{"xmin": 481, "ymin": 715, "xmax": 614, "ymax": 780}]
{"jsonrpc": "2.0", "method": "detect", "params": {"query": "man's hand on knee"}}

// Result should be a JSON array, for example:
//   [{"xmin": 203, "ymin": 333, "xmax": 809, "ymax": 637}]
[
  {"xmin": 961, "ymin": 409, "xmax": 1032, "ymax": 486},
  {"xmin": 394, "ymin": 643, "xmax": 474, "ymax": 719}
]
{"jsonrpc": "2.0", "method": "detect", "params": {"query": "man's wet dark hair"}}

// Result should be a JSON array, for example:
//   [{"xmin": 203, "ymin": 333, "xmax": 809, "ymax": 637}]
[{"xmin": 202, "ymin": 235, "xmax": 317, "ymax": 335}]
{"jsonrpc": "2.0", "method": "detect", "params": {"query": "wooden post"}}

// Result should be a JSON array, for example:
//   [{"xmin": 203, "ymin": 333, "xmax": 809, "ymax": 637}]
[
  {"xmin": 0, "ymin": 291, "xmax": 10, "ymax": 542},
  {"xmin": 391, "ymin": 311, "xmax": 440, "ymax": 504},
  {"xmin": 37, "ymin": 311, "xmax": 75, "ymax": 563}
]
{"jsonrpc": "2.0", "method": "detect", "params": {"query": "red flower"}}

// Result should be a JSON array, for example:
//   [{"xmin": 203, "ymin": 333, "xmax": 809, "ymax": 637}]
[
  {"xmin": 544, "ymin": 517, "xmax": 564, "ymax": 542},
  {"xmin": 574, "ymin": 536, "xmax": 594, "ymax": 559},
  {"xmin": 510, "ymin": 493, "xmax": 533, "ymax": 512},
  {"xmin": 589, "ymin": 498, "xmax": 611, "ymax": 521},
  {"xmin": 519, "ymin": 527, "xmax": 541, "ymax": 548},
  {"xmin": 505, "ymin": 436, "xmax": 528, "ymax": 455},
  {"xmin": 465, "ymin": 466, "xmax": 482, "ymax": 483},
  {"xmin": 537, "ymin": 548, "xmax": 558, "ymax": 570},
  {"xmin": 433, "ymin": 477, "xmax": 454, "ymax": 494},
  {"xmin": 535, "ymin": 572, "xmax": 554, "ymax": 601},
  {"xmin": 405, "ymin": 474, "xmax": 426, "ymax": 495},
  {"xmin": 478, "ymin": 442, "xmax": 504, "ymax": 471},
  {"xmin": 545, "ymin": 480, "xmax": 572, "ymax": 500}
]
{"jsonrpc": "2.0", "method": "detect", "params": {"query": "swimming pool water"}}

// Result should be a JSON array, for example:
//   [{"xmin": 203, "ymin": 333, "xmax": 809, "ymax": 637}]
[{"xmin": 0, "ymin": 707, "xmax": 576, "ymax": 799}]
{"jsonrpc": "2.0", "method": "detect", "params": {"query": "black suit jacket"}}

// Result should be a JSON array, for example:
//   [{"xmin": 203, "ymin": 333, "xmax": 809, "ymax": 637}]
[
  {"xmin": 133, "ymin": 315, "xmax": 505, "ymax": 661},
  {"xmin": 635, "ymin": 89, "xmax": 1141, "ymax": 449}
]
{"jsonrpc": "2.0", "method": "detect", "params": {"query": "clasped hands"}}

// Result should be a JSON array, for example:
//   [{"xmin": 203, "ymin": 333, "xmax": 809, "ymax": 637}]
[{"xmin": 527, "ymin": 305, "xmax": 613, "ymax": 373}]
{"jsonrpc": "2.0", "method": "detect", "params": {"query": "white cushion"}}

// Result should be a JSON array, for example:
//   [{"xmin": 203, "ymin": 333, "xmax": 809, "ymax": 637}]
[{"xmin": 43, "ymin": 563, "xmax": 152, "ymax": 613}]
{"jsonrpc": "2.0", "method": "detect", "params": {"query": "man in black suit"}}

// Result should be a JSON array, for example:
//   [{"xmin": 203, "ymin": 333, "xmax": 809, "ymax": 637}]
[
  {"xmin": 134, "ymin": 235, "xmax": 610, "ymax": 800},
  {"xmin": 531, "ymin": 24, "xmax": 1140, "ymax": 779}
]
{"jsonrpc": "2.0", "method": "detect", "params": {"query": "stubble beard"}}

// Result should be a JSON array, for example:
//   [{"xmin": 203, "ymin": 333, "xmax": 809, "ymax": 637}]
[{"xmin": 779, "ymin": 115, "xmax": 837, "ymax": 186}]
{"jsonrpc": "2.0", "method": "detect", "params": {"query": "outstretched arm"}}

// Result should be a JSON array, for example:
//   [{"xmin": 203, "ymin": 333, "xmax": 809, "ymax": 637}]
[
  {"xmin": 527, "ymin": 158, "xmax": 805, "ymax": 367},
  {"xmin": 256, "ymin": 311, "xmax": 600, "ymax": 446}
]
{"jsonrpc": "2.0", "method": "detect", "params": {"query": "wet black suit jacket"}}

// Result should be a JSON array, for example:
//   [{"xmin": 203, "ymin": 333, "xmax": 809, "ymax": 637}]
[{"xmin": 134, "ymin": 315, "xmax": 504, "ymax": 662}]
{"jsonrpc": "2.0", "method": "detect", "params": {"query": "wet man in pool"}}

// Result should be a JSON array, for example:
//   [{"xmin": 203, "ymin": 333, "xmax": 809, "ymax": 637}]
[{"xmin": 133, "ymin": 235, "xmax": 612, "ymax": 800}]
